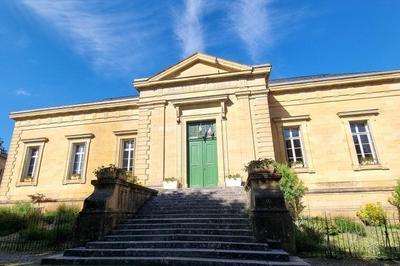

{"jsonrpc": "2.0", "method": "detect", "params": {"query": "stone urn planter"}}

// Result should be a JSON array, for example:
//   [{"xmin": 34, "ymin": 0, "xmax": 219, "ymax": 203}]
[
  {"xmin": 93, "ymin": 165, "xmax": 127, "ymax": 181},
  {"xmin": 244, "ymin": 158, "xmax": 295, "ymax": 253},
  {"xmin": 225, "ymin": 174, "xmax": 242, "ymax": 187},
  {"xmin": 163, "ymin": 177, "xmax": 178, "ymax": 189}
]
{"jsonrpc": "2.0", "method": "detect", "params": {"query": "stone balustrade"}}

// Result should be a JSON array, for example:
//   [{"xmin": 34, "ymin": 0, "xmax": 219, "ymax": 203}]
[{"xmin": 74, "ymin": 177, "xmax": 157, "ymax": 244}]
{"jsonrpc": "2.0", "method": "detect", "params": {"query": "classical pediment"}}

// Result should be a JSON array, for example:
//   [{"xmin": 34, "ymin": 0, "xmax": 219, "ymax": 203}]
[
  {"xmin": 134, "ymin": 52, "xmax": 270, "ymax": 90},
  {"xmin": 148, "ymin": 53, "xmax": 252, "ymax": 81}
]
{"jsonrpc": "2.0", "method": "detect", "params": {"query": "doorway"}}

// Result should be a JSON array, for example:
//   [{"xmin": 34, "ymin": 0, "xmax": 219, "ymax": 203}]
[{"xmin": 187, "ymin": 120, "xmax": 218, "ymax": 188}]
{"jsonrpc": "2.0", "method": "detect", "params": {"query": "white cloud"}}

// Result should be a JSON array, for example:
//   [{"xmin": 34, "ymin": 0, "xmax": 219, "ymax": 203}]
[
  {"xmin": 173, "ymin": 0, "xmax": 205, "ymax": 57},
  {"xmin": 19, "ymin": 0, "xmax": 165, "ymax": 74},
  {"xmin": 15, "ymin": 88, "xmax": 31, "ymax": 96},
  {"xmin": 229, "ymin": 0, "xmax": 274, "ymax": 61}
]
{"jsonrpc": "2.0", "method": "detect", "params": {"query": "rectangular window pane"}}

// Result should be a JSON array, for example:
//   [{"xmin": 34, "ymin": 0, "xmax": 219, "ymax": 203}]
[
  {"xmin": 72, "ymin": 143, "xmax": 85, "ymax": 176},
  {"xmin": 349, "ymin": 121, "xmax": 377, "ymax": 164},
  {"xmin": 291, "ymin": 128, "xmax": 299, "ymax": 137},
  {"xmin": 283, "ymin": 127, "xmax": 305, "ymax": 166},
  {"xmin": 121, "ymin": 139, "xmax": 135, "ymax": 171},
  {"xmin": 26, "ymin": 147, "xmax": 39, "ymax": 177}
]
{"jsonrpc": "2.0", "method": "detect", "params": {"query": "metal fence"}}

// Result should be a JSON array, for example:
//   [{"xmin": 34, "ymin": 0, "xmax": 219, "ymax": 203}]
[
  {"xmin": 295, "ymin": 215, "xmax": 400, "ymax": 259},
  {"xmin": 0, "ymin": 212, "xmax": 77, "ymax": 252}
]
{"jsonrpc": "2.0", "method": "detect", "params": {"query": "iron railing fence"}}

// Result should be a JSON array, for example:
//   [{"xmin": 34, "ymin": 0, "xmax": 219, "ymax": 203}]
[
  {"xmin": 0, "ymin": 212, "xmax": 77, "ymax": 252},
  {"xmin": 295, "ymin": 214, "xmax": 400, "ymax": 259}
]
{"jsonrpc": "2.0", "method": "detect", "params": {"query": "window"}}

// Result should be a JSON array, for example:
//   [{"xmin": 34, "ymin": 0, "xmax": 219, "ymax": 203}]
[
  {"xmin": 350, "ymin": 121, "xmax": 377, "ymax": 165},
  {"xmin": 121, "ymin": 139, "xmax": 135, "ymax": 171},
  {"xmin": 283, "ymin": 127, "xmax": 305, "ymax": 166},
  {"xmin": 70, "ymin": 143, "xmax": 86, "ymax": 177},
  {"xmin": 21, "ymin": 146, "xmax": 40, "ymax": 182},
  {"xmin": 64, "ymin": 133, "xmax": 93, "ymax": 184}
]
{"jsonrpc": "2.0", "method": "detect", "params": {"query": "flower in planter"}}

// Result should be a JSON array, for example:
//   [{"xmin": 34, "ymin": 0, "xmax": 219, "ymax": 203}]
[
  {"xmin": 227, "ymin": 174, "xmax": 241, "ymax": 180},
  {"xmin": 290, "ymin": 160, "xmax": 304, "ymax": 168},
  {"xmin": 359, "ymin": 156, "xmax": 376, "ymax": 166},
  {"xmin": 93, "ymin": 164, "xmax": 127, "ymax": 180},
  {"xmin": 244, "ymin": 158, "xmax": 276, "ymax": 174}
]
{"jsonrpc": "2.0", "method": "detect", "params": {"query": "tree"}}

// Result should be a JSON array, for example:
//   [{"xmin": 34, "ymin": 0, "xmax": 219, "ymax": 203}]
[
  {"xmin": 275, "ymin": 162, "xmax": 308, "ymax": 218},
  {"xmin": 388, "ymin": 181, "xmax": 400, "ymax": 221},
  {"xmin": 0, "ymin": 138, "xmax": 6, "ymax": 155}
]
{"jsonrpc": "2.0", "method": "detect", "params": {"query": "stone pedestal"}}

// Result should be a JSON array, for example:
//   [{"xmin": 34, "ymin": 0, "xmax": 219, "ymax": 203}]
[
  {"xmin": 74, "ymin": 177, "xmax": 157, "ymax": 245},
  {"xmin": 245, "ymin": 171, "xmax": 295, "ymax": 253}
]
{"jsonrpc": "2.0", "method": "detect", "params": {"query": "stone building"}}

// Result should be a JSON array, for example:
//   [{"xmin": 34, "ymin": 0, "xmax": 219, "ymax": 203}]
[{"xmin": 0, "ymin": 53, "xmax": 399, "ymax": 216}]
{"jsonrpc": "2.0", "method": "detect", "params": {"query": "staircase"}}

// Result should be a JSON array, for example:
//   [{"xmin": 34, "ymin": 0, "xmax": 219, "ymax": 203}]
[{"xmin": 42, "ymin": 188, "xmax": 307, "ymax": 265}]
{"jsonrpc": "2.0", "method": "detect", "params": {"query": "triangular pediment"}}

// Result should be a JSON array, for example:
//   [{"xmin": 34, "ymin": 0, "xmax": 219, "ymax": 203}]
[{"xmin": 148, "ymin": 53, "xmax": 252, "ymax": 82}]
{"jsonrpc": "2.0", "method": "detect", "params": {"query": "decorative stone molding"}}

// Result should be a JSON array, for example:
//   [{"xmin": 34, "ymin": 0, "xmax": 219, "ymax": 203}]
[
  {"xmin": 171, "ymin": 95, "xmax": 229, "ymax": 124},
  {"xmin": 272, "ymin": 115, "xmax": 311, "ymax": 122},
  {"xmin": 337, "ymin": 109, "xmax": 379, "ymax": 118},
  {"xmin": 113, "ymin": 129, "xmax": 138, "ymax": 136},
  {"xmin": 65, "ymin": 133, "xmax": 95, "ymax": 140}
]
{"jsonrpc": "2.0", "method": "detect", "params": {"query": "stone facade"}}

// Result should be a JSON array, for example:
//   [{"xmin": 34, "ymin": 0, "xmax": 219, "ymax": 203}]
[{"xmin": 0, "ymin": 53, "xmax": 399, "ymax": 216}]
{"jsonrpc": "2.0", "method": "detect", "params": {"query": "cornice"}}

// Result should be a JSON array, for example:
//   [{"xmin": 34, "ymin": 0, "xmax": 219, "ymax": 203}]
[
  {"xmin": 170, "ymin": 95, "xmax": 229, "ymax": 106},
  {"xmin": 113, "ymin": 129, "xmax": 138, "ymax": 136},
  {"xmin": 65, "ymin": 133, "xmax": 95, "ymax": 140},
  {"xmin": 272, "ymin": 115, "xmax": 311, "ymax": 122},
  {"xmin": 10, "ymin": 97, "xmax": 139, "ymax": 120},
  {"xmin": 134, "ymin": 67, "xmax": 270, "ymax": 90},
  {"xmin": 269, "ymin": 71, "xmax": 400, "ymax": 93},
  {"xmin": 21, "ymin": 137, "xmax": 49, "ymax": 143},
  {"xmin": 337, "ymin": 109, "xmax": 379, "ymax": 118}
]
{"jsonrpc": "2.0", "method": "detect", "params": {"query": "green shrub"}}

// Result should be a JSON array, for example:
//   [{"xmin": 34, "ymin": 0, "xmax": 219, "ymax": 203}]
[
  {"xmin": 357, "ymin": 202, "xmax": 387, "ymax": 226},
  {"xmin": 0, "ymin": 203, "xmax": 37, "ymax": 236},
  {"xmin": 275, "ymin": 163, "xmax": 308, "ymax": 218},
  {"xmin": 20, "ymin": 223, "xmax": 50, "ymax": 241},
  {"xmin": 334, "ymin": 216, "xmax": 366, "ymax": 236},
  {"xmin": 295, "ymin": 219, "xmax": 325, "ymax": 253}
]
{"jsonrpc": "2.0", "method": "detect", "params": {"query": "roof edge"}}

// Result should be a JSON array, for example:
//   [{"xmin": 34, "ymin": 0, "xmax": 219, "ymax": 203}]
[
  {"xmin": 10, "ymin": 96, "xmax": 139, "ymax": 120},
  {"xmin": 270, "ymin": 69, "xmax": 400, "ymax": 87}
]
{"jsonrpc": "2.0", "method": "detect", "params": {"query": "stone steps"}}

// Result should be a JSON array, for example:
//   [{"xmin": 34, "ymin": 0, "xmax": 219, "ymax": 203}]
[
  {"xmin": 110, "ymin": 228, "xmax": 253, "ymax": 236},
  {"xmin": 42, "ymin": 255, "xmax": 308, "ymax": 265},
  {"xmin": 104, "ymin": 233, "xmax": 256, "ymax": 242},
  {"xmin": 122, "ymin": 217, "xmax": 250, "ymax": 224},
  {"xmin": 42, "ymin": 188, "xmax": 307, "ymax": 265},
  {"xmin": 116, "ymin": 222, "xmax": 251, "ymax": 230},
  {"xmin": 134, "ymin": 213, "xmax": 248, "ymax": 219},
  {"xmin": 62, "ymin": 248, "xmax": 289, "ymax": 261},
  {"xmin": 86, "ymin": 240, "xmax": 271, "ymax": 251}
]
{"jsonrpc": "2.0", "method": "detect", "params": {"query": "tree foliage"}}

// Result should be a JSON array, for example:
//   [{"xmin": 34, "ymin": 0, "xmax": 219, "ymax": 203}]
[
  {"xmin": 0, "ymin": 138, "xmax": 6, "ymax": 154},
  {"xmin": 388, "ymin": 181, "xmax": 400, "ymax": 221},
  {"xmin": 275, "ymin": 162, "xmax": 308, "ymax": 218}
]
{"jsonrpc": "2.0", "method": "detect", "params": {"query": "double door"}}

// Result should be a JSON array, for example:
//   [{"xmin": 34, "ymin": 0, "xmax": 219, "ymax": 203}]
[{"xmin": 187, "ymin": 121, "xmax": 218, "ymax": 188}]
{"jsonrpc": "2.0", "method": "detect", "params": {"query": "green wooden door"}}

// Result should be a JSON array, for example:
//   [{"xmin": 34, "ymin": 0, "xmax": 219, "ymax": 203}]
[{"xmin": 187, "ymin": 121, "xmax": 218, "ymax": 188}]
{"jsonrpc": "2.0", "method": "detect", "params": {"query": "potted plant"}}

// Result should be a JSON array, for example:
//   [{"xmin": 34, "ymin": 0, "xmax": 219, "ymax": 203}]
[
  {"xmin": 244, "ymin": 158, "xmax": 276, "ymax": 174},
  {"xmin": 225, "ymin": 174, "xmax": 242, "ymax": 187},
  {"xmin": 163, "ymin": 177, "xmax": 178, "ymax": 189},
  {"xmin": 93, "ymin": 164, "xmax": 127, "ymax": 181},
  {"xmin": 360, "ymin": 157, "xmax": 376, "ymax": 166},
  {"xmin": 290, "ymin": 160, "xmax": 304, "ymax": 169}
]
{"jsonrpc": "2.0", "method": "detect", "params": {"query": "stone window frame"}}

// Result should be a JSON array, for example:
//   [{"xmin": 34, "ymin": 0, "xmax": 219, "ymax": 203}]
[
  {"xmin": 337, "ymin": 109, "xmax": 388, "ymax": 171},
  {"xmin": 273, "ymin": 115, "xmax": 315, "ymax": 174},
  {"xmin": 16, "ymin": 137, "xmax": 48, "ymax": 187},
  {"xmin": 113, "ymin": 130, "xmax": 137, "ymax": 176},
  {"xmin": 63, "ymin": 133, "xmax": 94, "ymax": 185}
]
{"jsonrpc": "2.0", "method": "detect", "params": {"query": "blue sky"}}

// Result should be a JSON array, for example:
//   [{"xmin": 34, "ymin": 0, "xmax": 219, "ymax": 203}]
[{"xmin": 0, "ymin": 0, "xmax": 399, "ymax": 148}]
